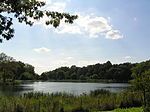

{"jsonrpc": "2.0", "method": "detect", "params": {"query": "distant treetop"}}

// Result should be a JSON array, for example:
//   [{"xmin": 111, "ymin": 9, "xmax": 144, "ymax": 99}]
[{"xmin": 0, "ymin": 52, "xmax": 15, "ymax": 62}]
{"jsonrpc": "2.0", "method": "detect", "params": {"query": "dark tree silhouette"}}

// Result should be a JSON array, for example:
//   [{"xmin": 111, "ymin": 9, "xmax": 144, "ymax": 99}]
[{"xmin": 0, "ymin": 0, "xmax": 78, "ymax": 42}]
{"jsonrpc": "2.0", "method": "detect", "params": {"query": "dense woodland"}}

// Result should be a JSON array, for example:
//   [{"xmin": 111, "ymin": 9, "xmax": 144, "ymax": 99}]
[
  {"xmin": 0, "ymin": 53, "xmax": 38, "ymax": 83},
  {"xmin": 40, "ymin": 61, "xmax": 135, "ymax": 82}
]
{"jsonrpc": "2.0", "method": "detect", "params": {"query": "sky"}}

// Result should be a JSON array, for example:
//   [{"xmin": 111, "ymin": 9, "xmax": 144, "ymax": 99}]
[{"xmin": 0, "ymin": 0, "xmax": 150, "ymax": 74}]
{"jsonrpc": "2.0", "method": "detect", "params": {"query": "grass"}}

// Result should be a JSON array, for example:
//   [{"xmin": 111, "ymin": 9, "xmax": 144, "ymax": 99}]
[
  {"xmin": 113, "ymin": 107, "xmax": 143, "ymax": 112},
  {"xmin": 0, "ymin": 90, "xmax": 143, "ymax": 112},
  {"xmin": 96, "ymin": 107, "xmax": 143, "ymax": 112}
]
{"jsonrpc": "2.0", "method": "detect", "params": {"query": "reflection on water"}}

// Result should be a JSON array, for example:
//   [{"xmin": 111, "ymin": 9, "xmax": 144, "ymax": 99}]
[
  {"xmin": 0, "ymin": 85, "xmax": 33, "ymax": 96},
  {"xmin": 0, "ymin": 82, "xmax": 130, "ymax": 96}
]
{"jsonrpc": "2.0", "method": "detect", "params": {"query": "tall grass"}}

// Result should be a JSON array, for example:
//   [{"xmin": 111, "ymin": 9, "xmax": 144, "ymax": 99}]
[{"xmin": 0, "ymin": 90, "xmax": 143, "ymax": 112}]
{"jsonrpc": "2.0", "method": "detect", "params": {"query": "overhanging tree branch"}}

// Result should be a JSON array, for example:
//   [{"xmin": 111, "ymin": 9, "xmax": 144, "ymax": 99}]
[{"xmin": 0, "ymin": 0, "xmax": 78, "ymax": 42}]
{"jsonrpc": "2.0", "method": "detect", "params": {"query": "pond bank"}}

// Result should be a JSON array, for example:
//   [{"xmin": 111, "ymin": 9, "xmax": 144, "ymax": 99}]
[{"xmin": 0, "ymin": 91, "xmax": 142, "ymax": 112}]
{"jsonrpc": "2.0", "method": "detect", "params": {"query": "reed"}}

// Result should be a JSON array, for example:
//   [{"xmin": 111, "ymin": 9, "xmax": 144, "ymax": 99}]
[{"xmin": 0, "ymin": 90, "xmax": 143, "ymax": 112}]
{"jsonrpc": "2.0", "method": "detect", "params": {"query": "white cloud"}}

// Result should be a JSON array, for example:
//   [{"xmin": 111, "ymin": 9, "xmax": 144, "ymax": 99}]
[
  {"xmin": 33, "ymin": 1, "xmax": 123, "ymax": 40},
  {"xmin": 55, "ymin": 25, "xmax": 82, "ymax": 34},
  {"xmin": 106, "ymin": 30, "xmax": 123, "ymax": 40},
  {"xmin": 54, "ymin": 14, "xmax": 123, "ymax": 39},
  {"xmin": 86, "ymin": 17, "xmax": 112, "ymax": 36},
  {"xmin": 33, "ymin": 47, "xmax": 51, "ymax": 53}
]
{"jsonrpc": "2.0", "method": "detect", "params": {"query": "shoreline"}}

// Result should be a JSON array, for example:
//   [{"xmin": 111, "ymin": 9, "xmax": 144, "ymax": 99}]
[{"xmin": 38, "ymin": 79, "xmax": 129, "ymax": 83}]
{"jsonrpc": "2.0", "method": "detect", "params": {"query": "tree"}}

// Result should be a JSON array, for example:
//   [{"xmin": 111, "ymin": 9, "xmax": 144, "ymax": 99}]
[
  {"xmin": 0, "ymin": 0, "xmax": 78, "ymax": 42},
  {"xmin": 0, "ymin": 53, "xmax": 16, "ymax": 83},
  {"xmin": 20, "ymin": 72, "xmax": 34, "ymax": 80},
  {"xmin": 0, "ymin": 62, "xmax": 10, "ymax": 83},
  {"xmin": 0, "ymin": 53, "xmax": 38, "ymax": 83},
  {"xmin": 0, "ymin": 52, "xmax": 15, "ymax": 62},
  {"xmin": 131, "ymin": 60, "xmax": 150, "ymax": 112}
]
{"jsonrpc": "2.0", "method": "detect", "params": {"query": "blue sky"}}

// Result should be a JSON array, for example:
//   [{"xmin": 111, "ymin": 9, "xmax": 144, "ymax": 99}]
[{"xmin": 0, "ymin": 0, "xmax": 150, "ymax": 74}]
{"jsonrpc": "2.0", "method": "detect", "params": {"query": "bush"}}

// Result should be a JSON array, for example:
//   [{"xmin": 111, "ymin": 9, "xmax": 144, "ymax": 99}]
[{"xmin": 119, "ymin": 91, "xmax": 142, "ymax": 108}]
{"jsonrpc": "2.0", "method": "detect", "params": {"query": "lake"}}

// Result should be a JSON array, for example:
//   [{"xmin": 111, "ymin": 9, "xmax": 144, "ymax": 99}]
[{"xmin": 0, "ymin": 82, "xmax": 130, "ymax": 96}]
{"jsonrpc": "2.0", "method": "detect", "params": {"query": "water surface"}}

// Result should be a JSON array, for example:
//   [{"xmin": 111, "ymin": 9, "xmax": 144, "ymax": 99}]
[{"xmin": 0, "ymin": 82, "xmax": 130, "ymax": 96}]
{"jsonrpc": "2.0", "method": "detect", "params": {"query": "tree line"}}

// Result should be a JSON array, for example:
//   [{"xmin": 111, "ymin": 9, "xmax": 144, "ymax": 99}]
[
  {"xmin": 0, "ymin": 52, "xmax": 149, "ymax": 84},
  {"xmin": 40, "ymin": 61, "xmax": 137, "ymax": 82}
]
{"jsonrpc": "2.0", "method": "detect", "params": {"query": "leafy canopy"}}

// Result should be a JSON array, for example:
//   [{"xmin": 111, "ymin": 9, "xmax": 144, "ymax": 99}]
[
  {"xmin": 131, "ymin": 60, "xmax": 150, "ymax": 111},
  {"xmin": 132, "ymin": 60, "xmax": 150, "ymax": 92},
  {"xmin": 0, "ymin": 53, "xmax": 38, "ymax": 83},
  {"xmin": 0, "ymin": 0, "xmax": 78, "ymax": 42}
]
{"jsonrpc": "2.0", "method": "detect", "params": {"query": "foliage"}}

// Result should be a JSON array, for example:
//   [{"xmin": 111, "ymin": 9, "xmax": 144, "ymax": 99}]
[
  {"xmin": 0, "ymin": 90, "xmax": 143, "ymax": 112},
  {"xmin": 40, "ymin": 61, "xmax": 134, "ymax": 82},
  {"xmin": 0, "ymin": 53, "xmax": 38, "ymax": 84},
  {"xmin": 113, "ymin": 107, "xmax": 143, "ymax": 112},
  {"xmin": 0, "ymin": 52, "xmax": 15, "ymax": 62},
  {"xmin": 90, "ymin": 89, "xmax": 111, "ymax": 97},
  {"xmin": 0, "ymin": 0, "xmax": 78, "ymax": 42},
  {"xmin": 131, "ymin": 60, "xmax": 150, "ymax": 111}
]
